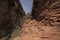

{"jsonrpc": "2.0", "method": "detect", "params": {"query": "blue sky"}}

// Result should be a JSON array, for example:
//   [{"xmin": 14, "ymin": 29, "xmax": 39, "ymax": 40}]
[{"xmin": 19, "ymin": 0, "xmax": 33, "ymax": 14}]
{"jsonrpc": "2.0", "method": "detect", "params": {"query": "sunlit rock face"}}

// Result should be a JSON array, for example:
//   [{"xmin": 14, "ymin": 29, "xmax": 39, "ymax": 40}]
[
  {"xmin": 0, "ymin": 0, "xmax": 25, "ymax": 40},
  {"xmin": 32, "ymin": 0, "xmax": 60, "ymax": 26}
]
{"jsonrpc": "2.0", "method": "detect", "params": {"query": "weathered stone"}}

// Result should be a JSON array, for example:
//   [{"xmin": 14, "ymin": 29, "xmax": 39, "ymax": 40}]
[
  {"xmin": 0, "ymin": 0, "xmax": 25, "ymax": 40},
  {"xmin": 32, "ymin": 0, "xmax": 60, "ymax": 26},
  {"xmin": 32, "ymin": 0, "xmax": 60, "ymax": 40},
  {"xmin": 32, "ymin": 0, "xmax": 60, "ymax": 21}
]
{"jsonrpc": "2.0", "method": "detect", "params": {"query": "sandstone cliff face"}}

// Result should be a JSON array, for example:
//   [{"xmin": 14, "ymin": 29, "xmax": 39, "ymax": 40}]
[
  {"xmin": 31, "ymin": 0, "xmax": 60, "ymax": 40},
  {"xmin": 32, "ymin": 0, "xmax": 60, "ymax": 26},
  {"xmin": 32, "ymin": 0, "xmax": 48, "ymax": 21},
  {"xmin": 0, "ymin": 0, "xmax": 25, "ymax": 40}
]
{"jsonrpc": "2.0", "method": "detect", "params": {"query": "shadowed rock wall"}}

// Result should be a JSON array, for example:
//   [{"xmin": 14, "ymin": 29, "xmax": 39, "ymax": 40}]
[
  {"xmin": 32, "ymin": 0, "xmax": 60, "ymax": 26},
  {"xmin": 0, "ymin": 0, "xmax": 25, "ymax": 40}
]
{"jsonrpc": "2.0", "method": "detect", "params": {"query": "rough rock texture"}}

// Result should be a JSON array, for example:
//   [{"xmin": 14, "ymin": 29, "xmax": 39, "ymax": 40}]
[
  {"xmin": 32, "ymin": 0, "xmax": 60, "ymax": 27},
  {"xmin": 10, "ymin": 19, "xmax": 60, "ymax": 40},
  {"xmin": 32, "ymin": 0, "xmax": 60, "ymax": 21},
  {"xmin": 0, "ymin": 0, "xmax": 25, "ymax": 40},
  {"xmin": 31, "ymin": 0, "xmax": 60, "ymax": 40}
]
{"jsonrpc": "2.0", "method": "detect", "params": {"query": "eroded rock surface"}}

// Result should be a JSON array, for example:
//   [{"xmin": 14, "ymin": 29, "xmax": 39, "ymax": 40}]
[
  {"xmin": 11, "ymin": 19, "xmax": 60, "ymax": 40},
  {"xmin": 32, "ymin": 0, "xmax": 60, "ymax": 22},
  {"xmin": 0, "ymin": 0, "xmax": 25, "ymax": 40},
  {"xmin": 32, "ymin": 0, "xmax": 60, "ymax": 35},
  {"xmin": 0, "ymin": 0, "xmax": 60, "ymax": 40}
]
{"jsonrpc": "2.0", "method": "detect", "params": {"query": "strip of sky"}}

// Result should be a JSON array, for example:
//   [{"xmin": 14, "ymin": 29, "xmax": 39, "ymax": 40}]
[{"xmin": 19, "ymin": 0, "xmax": 33, "ymax": 14}]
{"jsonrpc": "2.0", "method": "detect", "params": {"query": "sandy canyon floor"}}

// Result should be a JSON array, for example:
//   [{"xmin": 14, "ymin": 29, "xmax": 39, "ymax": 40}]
[{"xmin": 10, "ymin": 19, "xmax": 60, "ymax": 40}]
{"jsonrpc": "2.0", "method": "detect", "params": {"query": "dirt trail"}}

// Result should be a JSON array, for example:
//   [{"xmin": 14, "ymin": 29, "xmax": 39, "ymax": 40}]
[{"xmin": 11, "ymin": 19, "xmax": 60, "ymax": 40}]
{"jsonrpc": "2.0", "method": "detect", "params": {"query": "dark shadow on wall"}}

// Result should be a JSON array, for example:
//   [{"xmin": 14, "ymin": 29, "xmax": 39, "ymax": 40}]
[
  {"xmin": 32, "ymin": 0, "xmax": 58, "ymax": 21},
  {"xmin": 31, "ymin": 0, "xmax": 60, "ymax": 26},
  {"xmin": 0, "ymin": 0, "xmax": 25, "ymax": 40}
]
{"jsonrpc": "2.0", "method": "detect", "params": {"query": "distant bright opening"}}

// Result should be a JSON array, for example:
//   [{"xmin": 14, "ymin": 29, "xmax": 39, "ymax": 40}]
[{"xmin": 19, "ymin": 0, "xmax": 33, "ymax": 15}]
